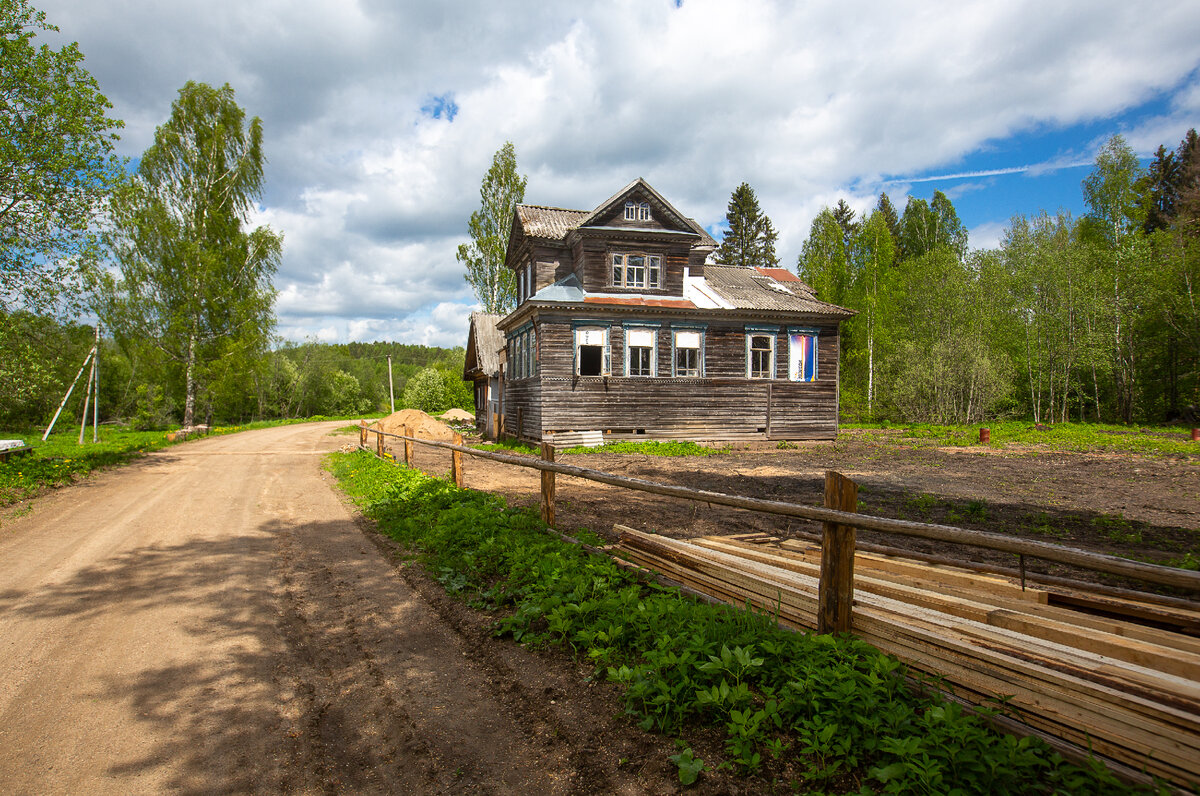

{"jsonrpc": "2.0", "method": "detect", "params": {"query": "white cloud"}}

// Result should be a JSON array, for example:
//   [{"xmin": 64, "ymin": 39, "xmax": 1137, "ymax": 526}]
[{"xmin": 37, "ymin": 0, "xmax": 1200, "ymax": 344}]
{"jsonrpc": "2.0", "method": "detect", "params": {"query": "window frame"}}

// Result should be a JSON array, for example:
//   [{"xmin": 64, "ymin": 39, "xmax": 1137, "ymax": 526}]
[
  {"xmin": 623, "ymin": 324, "xmax": 657, "ymax": 377},
  {"xmin": 671, "ymin": 326, "xmax": 705, "ymax": 378},
  {"xmin": 573, "ymin": 324, "xmax": 611, "ymax": 377},
  {"xmin": 624, "ymin": 201, "xmax": 651, "ymax": 221},
  {"xmin": 739, "ymin": 326, "xmax": 777, "ymax": 384},
  {"xmin": 611, "ymin": 252, "xmax": 663, "ymax": 289},
  {"xmin": 787, "ymin": 327, "xmax": 819, "ymax": 383}
]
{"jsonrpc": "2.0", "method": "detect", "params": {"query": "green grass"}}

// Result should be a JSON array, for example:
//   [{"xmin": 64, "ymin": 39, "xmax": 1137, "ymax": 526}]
[
  {"xmin": 0, "ymin": 414, "xmax": 379, "ymax": 508},
  {"xmin": 327, "ymin": 450, "xmax": 1144, "ymax": 793},
  {"xmin": 843, "ymin": 420, "xmax": 1200, "ymax": 456},
  {"xmin": 471, "ymin": 438, "xmax": 540, "ymax": 455},
  {"xmin": 562, "ymin": 440, "xmax": 728, "ymax": 457}
]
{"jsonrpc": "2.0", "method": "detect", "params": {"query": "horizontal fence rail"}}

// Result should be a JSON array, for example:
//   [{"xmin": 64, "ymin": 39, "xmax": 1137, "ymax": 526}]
[{"xmin": 360, "ymin": 427, "xmax": 1200, "ymax": 594}]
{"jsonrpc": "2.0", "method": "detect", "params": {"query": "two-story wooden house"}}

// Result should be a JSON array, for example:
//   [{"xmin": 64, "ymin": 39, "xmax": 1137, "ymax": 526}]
[{"xmin": 471, "ymin": 178, "xmax": 854, "ymax": 445}]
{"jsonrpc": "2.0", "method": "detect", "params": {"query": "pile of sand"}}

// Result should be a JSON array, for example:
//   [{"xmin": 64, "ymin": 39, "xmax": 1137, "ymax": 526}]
[
  {"xmin": 370, "ymin": 409, "xmax": 454, "ymax": 442},
  {"xmin": 440, "ymin": 408, "xmax": 474, "ymax": 423}
]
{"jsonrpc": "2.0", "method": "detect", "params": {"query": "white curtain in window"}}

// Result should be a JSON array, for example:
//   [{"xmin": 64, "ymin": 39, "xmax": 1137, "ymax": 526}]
[
  {"xmin": 675, "ymin": 330, "xmax": 700, "ymax": 348},
  {"xmin": 627, "ymin": 329, "xmax": 655, "ymax": 347}
]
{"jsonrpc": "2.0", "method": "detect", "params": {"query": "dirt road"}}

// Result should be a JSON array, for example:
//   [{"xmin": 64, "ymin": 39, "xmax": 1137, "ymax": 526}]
[{"xmin": 0, "ymin": 423, "xmax": 677, "ymax": 795}]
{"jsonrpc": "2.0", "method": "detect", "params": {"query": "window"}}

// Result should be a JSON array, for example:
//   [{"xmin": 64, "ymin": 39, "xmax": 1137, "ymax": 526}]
[
  {"xmin": 673, "ymin": 329, "xmax": 702, "ymax": 377},
  {"xmin": 575, "ymin": 326, "xmax": 610, "ymax": 376},
  {"xmin": 624, "ymin": 201, "xmax": 651, "ymax": 221},
  {"xmin": 748, "ymin": 334, "xmax": 775, "ymax": 379},
  {"xmin": 509, "ymin": 326, "xmax": 537, "ymax": 379},
  {"xmin": 611, "ymin": 253, "xmax": 662, "ymax": 289},
  {"xmin": 625, "ymin": 327, "xmax": 656, "ymax": 377},
  {"xmin": 788, "ymin": 329, "xmax": 819, "ymax": 382}
]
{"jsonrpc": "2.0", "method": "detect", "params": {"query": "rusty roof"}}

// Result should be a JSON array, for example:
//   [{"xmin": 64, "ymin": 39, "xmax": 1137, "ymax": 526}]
[
  {"xmin": 703, "ymin": 265, "xmax": 853, "ymax": 316},
  {"xmin": 582, "ymin": 296, "xmax": 697, "ymax": 309}
]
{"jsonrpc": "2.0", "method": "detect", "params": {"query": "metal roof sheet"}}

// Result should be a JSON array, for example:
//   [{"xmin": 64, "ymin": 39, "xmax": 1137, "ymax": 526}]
[{"xmin": 703, "ymin": 265, "xmax": 853, "ymax": 316}]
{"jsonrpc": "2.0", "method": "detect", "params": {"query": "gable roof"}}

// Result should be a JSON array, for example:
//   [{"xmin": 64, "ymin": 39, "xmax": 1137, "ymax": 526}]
[
  {"xmin": 701, "ymin": 265, "xmax": 853, "ymax": 316},
  {"xmin": 511, "ymin": 179, "xmax": 715, "ymax": 246},
  {"xmin": 576, "ymin": 177, "xmax": 708, "ymax": 239},
  {"xmin": 464, "ymin": 312, "xmax": 504, "ymax": 378}
]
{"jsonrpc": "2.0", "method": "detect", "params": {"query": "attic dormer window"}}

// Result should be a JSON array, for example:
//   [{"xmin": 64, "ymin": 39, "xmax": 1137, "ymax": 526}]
[{"xmin": 624, "ymin": 201, "xmax": 651, "ymax": 221}]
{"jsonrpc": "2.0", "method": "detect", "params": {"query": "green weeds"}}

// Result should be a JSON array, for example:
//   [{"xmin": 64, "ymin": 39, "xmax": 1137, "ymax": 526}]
[
  {"xmin": 843, "ymin": 421, "xmax": 1200, "ymax": 457},
  {"xmin": 562, "ymin": 440, "xmax": 727, "ymax": 457},
  {"xmin": 328, "ymin": 450, "xmax": 1142, "ymax": 793}
]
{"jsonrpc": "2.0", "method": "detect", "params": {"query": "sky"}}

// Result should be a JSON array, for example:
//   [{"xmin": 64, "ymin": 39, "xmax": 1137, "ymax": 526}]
[{"xmin": 37, "ymin": 0, "xmax": 1200, "ymax": 349}]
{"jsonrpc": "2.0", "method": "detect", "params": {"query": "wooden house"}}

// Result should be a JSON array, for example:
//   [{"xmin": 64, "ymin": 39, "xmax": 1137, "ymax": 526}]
[{"xmin": 490, "ymin": 178, "xmax": 854, "ymax": 445}]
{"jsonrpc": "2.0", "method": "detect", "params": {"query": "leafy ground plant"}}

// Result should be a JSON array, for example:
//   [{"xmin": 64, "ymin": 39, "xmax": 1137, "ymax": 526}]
[
  {"xmin": 562, "ymin": 440, "xmax": 727, "ymax": 457},
  {"xmin": 844, "ymin": 421, "xmax": 1200, "ymax": 457},
  {"xmin": 328, "ymin": 450, "xmax": 1150, "ymax": 793}
]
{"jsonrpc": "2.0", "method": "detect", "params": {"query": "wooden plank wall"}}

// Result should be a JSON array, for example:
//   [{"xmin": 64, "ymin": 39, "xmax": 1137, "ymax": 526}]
[{"xmin": 505, "ymin": 319, "xmax": 841, "ymax": 441}]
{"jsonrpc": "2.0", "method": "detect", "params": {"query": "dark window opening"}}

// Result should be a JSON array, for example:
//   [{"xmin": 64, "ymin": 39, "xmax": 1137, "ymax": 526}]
[
  {"xmin": 579, "ymin": 345, "xmax": 603, "ymax": 376},
  {"xmin": 675, "ymin": 347, "xmax": 699, "ymax": 377},
  {"xmin": 629, "ymin": 347, "xmax": 652, "ymax": 376}
]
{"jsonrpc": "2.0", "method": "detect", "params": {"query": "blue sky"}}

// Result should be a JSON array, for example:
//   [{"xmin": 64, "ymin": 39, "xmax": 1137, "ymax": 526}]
[{"xmin": 37, "ymin": 0, "xmax": 1200, "ymax": 346}]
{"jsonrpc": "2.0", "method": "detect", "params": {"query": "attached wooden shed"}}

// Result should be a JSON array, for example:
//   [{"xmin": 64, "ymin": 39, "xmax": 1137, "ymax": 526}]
[{"xmin": 463, "ymin": 311, "xmax": 505, "ymax": 437}]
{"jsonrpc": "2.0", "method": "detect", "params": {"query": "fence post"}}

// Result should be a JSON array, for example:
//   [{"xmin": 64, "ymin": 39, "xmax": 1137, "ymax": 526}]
[
  {"xmin": 359, "ymin": 421, "xmax": 367, "ymax": 447},
  {"xmin": 540, "ymin": 441, "xmax": 556, "ymax": 526},
  {"xmin": 452, "ymin": 432, "xmax": 464, "ymax": 488},
  {"xmin": 818, "ymin": 470, "xmax": 858, "ymax": 634},
  {"xmin": 402, "ymin": 425, "xmax": 413, "ymax": 466},
  {"xmin": 375, "ymin": 429, "xmax": 384, "ymax": 459}
]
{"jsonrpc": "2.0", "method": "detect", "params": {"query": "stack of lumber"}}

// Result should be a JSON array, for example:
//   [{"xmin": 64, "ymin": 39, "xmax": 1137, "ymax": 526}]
[{"xmin": 614, "ymin": 528, "xmax": 1200, "ymax": 788}]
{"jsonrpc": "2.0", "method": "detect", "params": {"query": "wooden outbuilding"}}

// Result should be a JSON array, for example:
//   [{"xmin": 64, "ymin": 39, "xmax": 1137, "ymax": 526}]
[
  {"xmin": 489, "ymin": 178, "xmax": 854, "ymax": 445},
  {"xmin": 463, "ymin": 311, "xmax": 505, "ymax": 437}
]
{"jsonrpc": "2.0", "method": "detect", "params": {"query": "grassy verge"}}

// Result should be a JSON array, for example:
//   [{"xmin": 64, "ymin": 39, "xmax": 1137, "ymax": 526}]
[
  {"xmin": 328, "ymin": 450, "xmax": 1143, "ymax": 793},
  {"xmin": 843, "ymin": 421, "xmax": 1200, "ymax": 457},
  {"xmin": 0, "ymin": 414, "xmax": 380, "ymax": 508},
  {"xmin": 562, "ymin": 440, "xmax": 728, "ymax": 457}
]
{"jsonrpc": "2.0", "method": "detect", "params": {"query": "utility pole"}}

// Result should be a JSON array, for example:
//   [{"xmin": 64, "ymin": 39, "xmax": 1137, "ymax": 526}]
[
  {"xmin": 387, "ymin": 355, "xmax": 395, "ymax": 413},
  {"xmin": 79, "ymin": 324, "xmax": 100, "ymax": 444},
  {"xmin": 93, "ymin": 323, "xmax": 99, "ymax": 442}
]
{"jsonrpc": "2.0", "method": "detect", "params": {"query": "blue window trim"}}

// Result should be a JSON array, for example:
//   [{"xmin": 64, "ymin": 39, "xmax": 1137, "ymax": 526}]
[{"xmin": 671, "ymin": 327, "xmax": 705, "ymax": 378}]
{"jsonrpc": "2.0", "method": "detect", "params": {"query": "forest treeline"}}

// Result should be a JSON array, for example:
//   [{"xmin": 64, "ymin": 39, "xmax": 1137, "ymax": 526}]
[
  {"xmin": 0, "ymin": 327, "xmax": 471, "ymax": 429},
  {"xmin": 798, "ymin": 131, "xmax": 1200, "ymax": 425}
]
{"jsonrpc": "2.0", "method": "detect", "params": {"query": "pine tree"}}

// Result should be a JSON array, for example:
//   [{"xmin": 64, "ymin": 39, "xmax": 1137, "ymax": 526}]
[{"xmin": 716, "ymin": 182, "xmax": 780, "ymax": 266}]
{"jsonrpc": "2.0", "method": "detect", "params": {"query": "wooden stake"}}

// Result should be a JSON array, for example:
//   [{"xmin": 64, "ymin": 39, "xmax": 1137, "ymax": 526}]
[
  {"xmin": 403, "ymin": 425, "xmax": 413, "ymax": 466},
  {"xmin": 359, "ymin": 421, "xmax": 367, "ymax": 447},
  {"xmin": 452, "ymin": 432, "xmax": 464, "ymax": 487},
  {"xmin": 540, "ymin": 441, "xmax": 556, "ymax": 526},
  {"xmin": 818, "ymin": 470, "xmax": 858, "ymax": 634},
  {"xmin": 376, "ymin": 428, "xmax": 384, "ymax": 458}
]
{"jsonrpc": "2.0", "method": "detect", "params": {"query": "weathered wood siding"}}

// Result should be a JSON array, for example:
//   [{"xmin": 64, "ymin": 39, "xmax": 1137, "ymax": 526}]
[{"xmin": 506, "ymin": 318, "xmax": 841, "ymax": 441}]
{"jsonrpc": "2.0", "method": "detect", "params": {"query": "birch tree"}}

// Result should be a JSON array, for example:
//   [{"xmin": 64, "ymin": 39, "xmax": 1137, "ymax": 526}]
[
  {"xmin": 458, "ymin": 142, "xmax": 526, "ymax": 314},
  {"xmin": 102, "ymin": 81, "xmax": 280, "ymax": 428}
]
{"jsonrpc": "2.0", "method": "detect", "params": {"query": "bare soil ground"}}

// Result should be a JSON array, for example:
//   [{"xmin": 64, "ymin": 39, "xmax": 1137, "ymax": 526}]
[
  {"xmin": 411, "ymin": 429, "xmax": 1200, "ymax": 588},
  {"xmin": 0, "ymin": 422, "xmax": 708, "ymax": 795}
]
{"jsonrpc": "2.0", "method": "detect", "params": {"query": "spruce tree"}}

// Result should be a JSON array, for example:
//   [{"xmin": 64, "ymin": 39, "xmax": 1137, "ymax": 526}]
[{"xmin": 716, "ymin": 182, "xmax": 780, "ymax": 266}]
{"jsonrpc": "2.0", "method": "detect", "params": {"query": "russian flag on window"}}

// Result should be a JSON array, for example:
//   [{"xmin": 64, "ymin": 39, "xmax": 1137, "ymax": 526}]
[{"xmin": 789, "ymin": 332, "xmax": 817, "ymax": 382}]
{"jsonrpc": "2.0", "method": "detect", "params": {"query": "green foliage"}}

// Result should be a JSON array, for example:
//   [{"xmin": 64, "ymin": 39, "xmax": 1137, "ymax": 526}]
[
  {"xmin": 0, "ymin": 0, "xmax": 124, "ymax": 317},
  {"xmin": 716, "ymin": 182, "xmax": 779, "ymax": 267},
  {"xmin": 328, "ymin": 452, "xmax": 1142, "ymax": 793},
  {"xmin": 561, "ymin": 440, "xmax": 727, "ymax": 456},
  {"xmin": 401, "ymin": 367, "xmax": 449, "ymax": 413},
  {"xmin": 668, "ymin": 744, "xmax": 705, "ymax": 785},
  {"xmin": 458, "ymin": 142, "xmax": 526, "ymax": 314},
  {"xmin": 101, "ymin": 81, "xmax": 280, "ymax": 428}
]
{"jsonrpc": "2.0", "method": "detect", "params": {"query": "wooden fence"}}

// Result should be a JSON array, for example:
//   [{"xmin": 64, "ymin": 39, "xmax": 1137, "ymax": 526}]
[{"xmin": 359, "ymin": 424, "xmax": 1200, "ymax": 631}]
